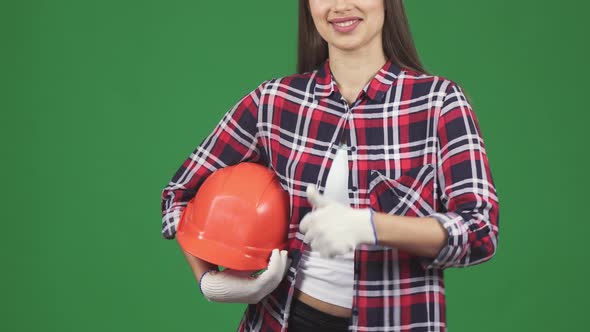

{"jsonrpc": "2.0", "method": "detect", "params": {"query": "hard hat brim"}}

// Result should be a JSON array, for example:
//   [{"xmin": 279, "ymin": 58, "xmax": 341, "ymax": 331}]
[{"xmin": 177, "ymin": 228, "xmax": 283, "ymax": 271}]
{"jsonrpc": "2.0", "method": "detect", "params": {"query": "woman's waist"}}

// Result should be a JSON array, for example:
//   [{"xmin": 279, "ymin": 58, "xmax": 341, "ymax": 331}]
[{"xmin": 294, "ymin": 288, "xmax": 352, "ymax": 318}]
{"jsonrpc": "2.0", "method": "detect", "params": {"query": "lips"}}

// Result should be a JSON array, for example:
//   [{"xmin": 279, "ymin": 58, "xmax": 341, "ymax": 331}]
[{"xmin": 329, "ymin": 17, "xmax": 362, "ymax": 33}]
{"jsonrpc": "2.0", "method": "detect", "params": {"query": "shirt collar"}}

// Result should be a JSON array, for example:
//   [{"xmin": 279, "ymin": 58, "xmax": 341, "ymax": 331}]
[{"xmin": 313, "ymin": 58, "xmax": 402, "ymax": 102}]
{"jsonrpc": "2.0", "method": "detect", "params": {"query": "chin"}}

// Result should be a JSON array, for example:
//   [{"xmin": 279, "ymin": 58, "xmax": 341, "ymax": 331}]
[
  {"xmin": 330, "ymin": 42, "xmax": 366, "ymax": 53},
  {"xmin": 334, "ymin": 45, "xmax": 361, "ymax": 52}
]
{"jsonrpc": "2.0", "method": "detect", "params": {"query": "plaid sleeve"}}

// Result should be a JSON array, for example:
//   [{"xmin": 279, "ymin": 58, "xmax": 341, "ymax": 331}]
[
  {"xmin": 422, "ymin": 82, "xmax": 500, "ymax": 269},
  {"xmin": 160, "ymin": 80, "xmax": 271, "ymax": 239}
]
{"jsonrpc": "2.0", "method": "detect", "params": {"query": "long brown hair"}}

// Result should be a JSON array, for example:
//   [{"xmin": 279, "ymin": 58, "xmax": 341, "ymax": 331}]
[{"xmin": 297, "ymin": 0, "xmax": 428, "ymax": 75}]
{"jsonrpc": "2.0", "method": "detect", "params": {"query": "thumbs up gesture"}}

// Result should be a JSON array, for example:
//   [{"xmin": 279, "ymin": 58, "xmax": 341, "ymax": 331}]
[{"xmin": 299, "ymin": 185, "xmax": 377, "ymax": 258}]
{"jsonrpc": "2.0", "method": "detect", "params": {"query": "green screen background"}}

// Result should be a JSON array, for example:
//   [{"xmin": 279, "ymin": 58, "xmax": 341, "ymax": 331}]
[{"xmin": 2, "ymin": 0, "xmax": 588, "ymax": 331}]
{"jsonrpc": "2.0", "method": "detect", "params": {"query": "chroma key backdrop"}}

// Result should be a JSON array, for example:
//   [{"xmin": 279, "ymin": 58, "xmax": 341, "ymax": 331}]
[{"xmin": 2, "ymin": 0, "xmax": 588, "ymax": 331}]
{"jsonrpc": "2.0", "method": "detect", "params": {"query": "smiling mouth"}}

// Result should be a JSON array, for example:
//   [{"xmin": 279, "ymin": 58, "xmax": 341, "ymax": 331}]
[{"xmin": 329, "ymin": 18, "xmax": 362, "ymax": 33}]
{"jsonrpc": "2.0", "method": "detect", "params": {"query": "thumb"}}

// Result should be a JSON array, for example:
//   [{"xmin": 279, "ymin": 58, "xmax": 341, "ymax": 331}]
[
  {"xmin": 262, "ymin": 249, "xmax": 281, "ymax": 276},
  {"xmin": 259, "ymin": 249, "xmax": 284, "ymax": 282},
  {"xmin": 306, "ymin": 185, "xmax": 329, "ymax": 208}
]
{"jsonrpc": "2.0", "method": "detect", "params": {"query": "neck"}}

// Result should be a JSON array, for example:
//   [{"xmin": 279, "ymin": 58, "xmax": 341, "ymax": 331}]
[{"xmin": 328, "ymin": 43, "xmax": 388, "ymax": 96}]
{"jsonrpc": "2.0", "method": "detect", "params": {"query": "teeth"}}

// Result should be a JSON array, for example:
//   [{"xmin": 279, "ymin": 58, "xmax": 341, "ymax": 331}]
[{"xmin": 334, "ymin": 20, "xmax": 357, "ymax": 27}]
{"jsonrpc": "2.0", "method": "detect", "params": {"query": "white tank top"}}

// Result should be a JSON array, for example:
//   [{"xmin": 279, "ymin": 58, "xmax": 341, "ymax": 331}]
[{"xmin": 295, "ymin": 143, "xmax": 354, "ymax": 308}]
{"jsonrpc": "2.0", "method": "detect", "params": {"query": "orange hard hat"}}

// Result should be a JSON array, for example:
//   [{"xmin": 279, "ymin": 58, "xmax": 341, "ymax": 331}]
[{"xmin": 176, "ymin": 162, "xmax": 289, "ymax": 271}]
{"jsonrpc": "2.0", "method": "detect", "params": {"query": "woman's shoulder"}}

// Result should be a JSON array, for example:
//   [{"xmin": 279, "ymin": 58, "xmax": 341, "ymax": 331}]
[
  {"xmin": 400, "ymin": 68, "xmax": 459, "ymax": 87},
  {"xmin": 401, "ymin": 68, "xmax": 475, "ymax": 114},
  {"xmin": 401, "ymin": 67, "xmax": 465, "ymax": 94}
]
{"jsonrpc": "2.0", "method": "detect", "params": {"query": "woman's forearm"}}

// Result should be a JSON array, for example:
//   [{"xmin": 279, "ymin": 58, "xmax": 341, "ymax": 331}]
[
  {"xmin": 372, "ymin": 213, "xmax": 448, "ymax": 258},
  {"xmin": 178, "ymin": 241, "xmax": 218, "ymax": 281}
]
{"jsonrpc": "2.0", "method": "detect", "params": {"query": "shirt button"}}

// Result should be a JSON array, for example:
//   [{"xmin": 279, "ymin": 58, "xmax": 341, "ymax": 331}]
[
  {"xmin": 350, "ymin": 146, "xmax": 357, "ymax": 152},
  {"xmin": 352, "ymin": 308, "xmax": 359, "ymax": 315},
  {"xmin": 351, "ymin": 186, "xmax": 358, "ymax": 192}
]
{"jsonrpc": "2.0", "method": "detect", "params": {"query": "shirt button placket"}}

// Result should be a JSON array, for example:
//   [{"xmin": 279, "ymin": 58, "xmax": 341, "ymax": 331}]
[{"xmin": 344, "ymin": 102, "xmax": 360, "ymax": 201}]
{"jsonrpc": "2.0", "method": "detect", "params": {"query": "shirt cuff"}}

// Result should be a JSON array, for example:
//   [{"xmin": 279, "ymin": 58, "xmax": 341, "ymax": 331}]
[
  {"xmin": 421, "ymin": 212, "xmax": 469, "ymax": 270},
  {"xmin": 162, "ymin": 209, "xmax": 182, "ymax": 239}
]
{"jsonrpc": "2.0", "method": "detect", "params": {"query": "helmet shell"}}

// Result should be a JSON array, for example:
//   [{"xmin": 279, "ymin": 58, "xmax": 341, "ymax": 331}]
[{"xmin": 177, "ymin": 162, "xmax": 289, "ymax": 271}]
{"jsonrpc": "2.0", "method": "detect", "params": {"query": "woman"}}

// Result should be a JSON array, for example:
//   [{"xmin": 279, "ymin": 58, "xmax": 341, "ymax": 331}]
[{"xmin": 161, "ymin": 0, "xmax": 499, "ymax": 331}]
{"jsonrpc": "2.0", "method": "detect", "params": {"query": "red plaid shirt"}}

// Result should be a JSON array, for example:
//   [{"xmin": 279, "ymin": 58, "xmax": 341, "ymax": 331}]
[{"xmin": 161, "ymin": 59, "xmax": 499, "ymax": 331}]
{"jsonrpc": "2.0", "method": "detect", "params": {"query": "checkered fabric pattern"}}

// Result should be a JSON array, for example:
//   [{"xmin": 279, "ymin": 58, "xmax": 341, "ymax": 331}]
[{"xmin": 161, "ymin": 58, "xmax": 499, "ymax": 332}]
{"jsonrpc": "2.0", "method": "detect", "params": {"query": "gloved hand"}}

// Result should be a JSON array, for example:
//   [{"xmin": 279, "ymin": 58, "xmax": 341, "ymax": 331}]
[
  {"xmin": 199, "ymin": 249, "xmax": 289, "ymax": 304},
  {"xmin": 299, "ymin": 185, "xmax": 377, "ymax": 258}
]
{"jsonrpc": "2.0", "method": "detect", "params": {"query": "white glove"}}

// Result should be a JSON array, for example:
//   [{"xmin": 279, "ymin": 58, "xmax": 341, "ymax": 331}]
[
  {"xmin": 299, "ymin": 185, "xmax": 377, "ymax": 258},
  {"xmin": 199, "ymin": 249, "xmax": 289, "ymax": 304}
]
